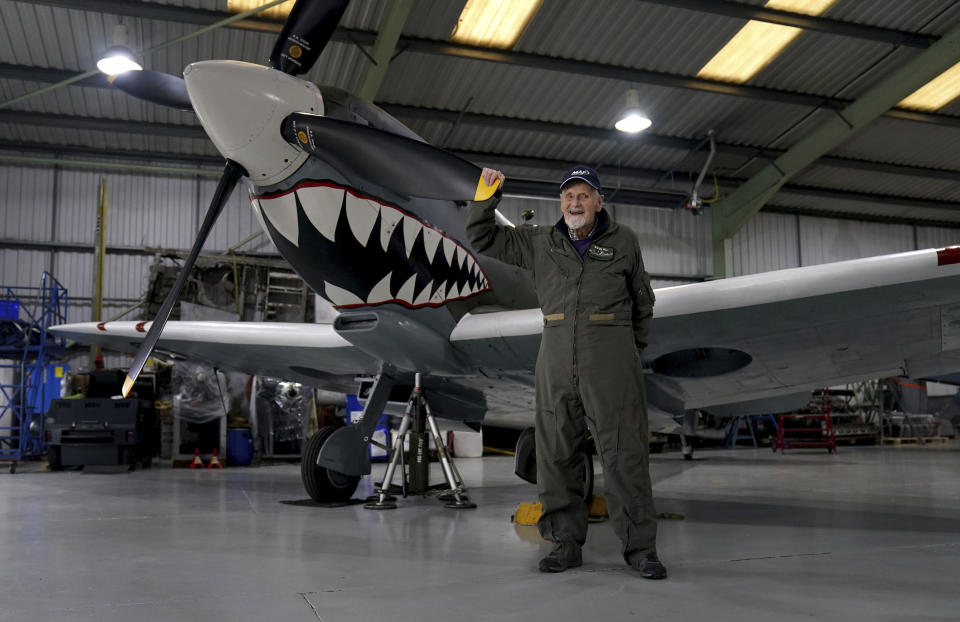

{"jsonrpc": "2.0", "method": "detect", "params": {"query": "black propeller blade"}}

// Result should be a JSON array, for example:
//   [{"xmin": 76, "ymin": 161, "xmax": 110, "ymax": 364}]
[
  {"xmin": 110, "ymin": 70, "xmax": 193, "ymax": 111},
  {"xmin": 121, "ymin": 161, "xmax": 246, "ymax": 398},
  {"xmin": 282, "ymin": 113, "xmax": 501, "ymax": 202},
  {"xmin": 270, "ymin": 0, "xmax": 350, "ymax": 75}
]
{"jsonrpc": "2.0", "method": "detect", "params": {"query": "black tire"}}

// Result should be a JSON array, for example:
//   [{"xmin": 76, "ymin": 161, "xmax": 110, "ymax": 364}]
[
  {"xmin": 301, "ymin": 426, "xmax": 360, "ymax": 503},
  {"xmin": 514, "ymin": 428, "xmax": 594, "ymax": 501},
  {"xmin": 48, "ymin": 446, "xmax": 63, "ymax": 471},
  {"xmin": 578, "ymin": 451, "xmax": 594, "ymax": 501}
]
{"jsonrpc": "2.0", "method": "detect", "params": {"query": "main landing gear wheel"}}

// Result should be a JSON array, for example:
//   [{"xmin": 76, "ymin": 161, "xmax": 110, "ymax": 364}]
[{"xmin": 301, "ymin": 426, "xmax": 361, "ymax": 503}]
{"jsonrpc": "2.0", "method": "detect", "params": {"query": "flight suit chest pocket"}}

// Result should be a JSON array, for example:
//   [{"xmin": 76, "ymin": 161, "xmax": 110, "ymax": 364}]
[
  {"xmin": 585, "ymin": 254, "xmax": 634, "ymax": 323},
  {"xmin": 537, "ymin": 246, "xmax": 575, "ymax": 324},
  {"xmin": 591, "ymin": 254, "xmax": 630, "ymax": 289},
  {"xmin": 546, "ymin": 246, "xmax": 573, "ymax": 276}
]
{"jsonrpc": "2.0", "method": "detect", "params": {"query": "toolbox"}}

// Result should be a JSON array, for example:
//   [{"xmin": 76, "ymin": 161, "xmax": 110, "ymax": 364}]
[{"xmin": 45, "ymin": 398, "xmax": 158, "ymax": 469}]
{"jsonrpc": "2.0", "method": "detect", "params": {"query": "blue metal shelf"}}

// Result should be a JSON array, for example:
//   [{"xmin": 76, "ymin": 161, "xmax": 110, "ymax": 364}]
[{"xmin": 0, "ymin": 272, "xmax": 69, "ymax": 469}]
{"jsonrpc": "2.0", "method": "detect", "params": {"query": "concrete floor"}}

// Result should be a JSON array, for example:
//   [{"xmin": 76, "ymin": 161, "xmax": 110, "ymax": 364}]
[{"xmin": 2, "ymin": 444, "xmax": 959, "ymax": 622}]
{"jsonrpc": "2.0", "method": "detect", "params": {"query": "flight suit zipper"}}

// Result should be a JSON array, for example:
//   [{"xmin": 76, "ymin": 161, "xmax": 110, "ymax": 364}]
[
  {"xmin": 573, "ymin": 270, "xmax": 583, "ymax": 383},
  {"xmin": 560, "ymin": 233, "xmax": 584, "ymax": 383}
]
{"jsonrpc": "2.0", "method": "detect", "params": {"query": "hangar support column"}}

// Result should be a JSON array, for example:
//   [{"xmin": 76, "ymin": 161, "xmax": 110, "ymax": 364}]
[
  {"xmin": 710, "ymin": 21, "xmax": 960, "ymax": 278},
  {"xmin": 354, "ymin": 0, "xmax": 414, "ymax": 102}
]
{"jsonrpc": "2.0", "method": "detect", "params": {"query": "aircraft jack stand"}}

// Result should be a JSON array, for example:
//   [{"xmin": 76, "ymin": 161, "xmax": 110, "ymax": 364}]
[{"xmin": 365, "ymin": 373, "xmax": 476, "ymax": 510}]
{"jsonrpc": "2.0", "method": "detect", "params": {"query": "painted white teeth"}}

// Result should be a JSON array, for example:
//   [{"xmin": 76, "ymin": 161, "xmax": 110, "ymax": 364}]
[
  {"xmin": 442, "ymin": 237, "xmax": 457, "ymax": 266},
  {"xmin": 403, "ymin": 215, "xmax": 421, "ymax": 258},
  {"xmin": 413, "ymin": 282, "xmax": 433, "ymax": 306},
  {"xmin": 367, "ymin": 272, "xmax": 393, "ymax": 304},
  {"xmin": 296, "ymin": 185, "xmax": 491, "ymax": 307},
  {"xmin": 422, "ymin": 228, "xmax": 442, "ymax": 264},
  {"xmin": 250, "ymin": 198, "xmax": 268, "ymax": 235},
  {"xmin": 396, "ymin": 274, "xmax": 417, "ymax": 303},
  {"xmin": 324, "ymin": 281, "xmax": 363, "ymax": 306},
  {"xmin": 429, "ymin": 282, "xmax": 446, "ymax": 304},
  {"xmin": 299, "ymin": 186, "xmax": 343, "ymax": 243},
  {"xmin": 379, "ymin": 206, "xmax": 403, "ymax": 252},
  {"xmin": 259, "ymin": 192, "xmax": 299, "ymax": 247},
  {"xmin": 345, "ymin": 193, "xmax": 379, "ymax": 247}
]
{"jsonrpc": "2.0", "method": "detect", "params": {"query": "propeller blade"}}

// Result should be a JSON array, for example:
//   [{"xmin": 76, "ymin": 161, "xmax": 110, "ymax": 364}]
[
  {"xmin": 269, "ymin": 0, "xmax": 350, "ymax": 75},
  {"xmin": 109, "ymin": 70, "xmax": 193, "ymax": 111},
  {"xmin": 282, "ymin": 113, "xmax": 501, "ymax": 201},
  {"xmin": 121, "ymin": 161, "xmax": 245, "ymax": 398}
]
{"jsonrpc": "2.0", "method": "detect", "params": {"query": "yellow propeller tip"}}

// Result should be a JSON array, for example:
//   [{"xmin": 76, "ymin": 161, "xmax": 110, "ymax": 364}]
[
  {"xmin": 474, "ymin": 176, "xmax": 500, "ymax": 202},
  {"xmin": 121, "ymin": 376, "xmax": 134, "ymax": 398}
]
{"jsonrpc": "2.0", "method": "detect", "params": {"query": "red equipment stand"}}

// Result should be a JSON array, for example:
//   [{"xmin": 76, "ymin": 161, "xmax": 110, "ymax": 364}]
[{"xmin": 774, "ymin": 389, "xmax": 837, "ymax": 454}]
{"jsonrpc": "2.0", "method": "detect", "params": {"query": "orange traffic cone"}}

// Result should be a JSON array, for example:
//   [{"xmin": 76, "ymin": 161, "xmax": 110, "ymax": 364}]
[
  {"xmin": 207, "ymin": 448, "xmax": 223, "ymax": 469},
  {"xmin": 189, "ymin": 448, "xmax": 204, "ymax": 469}
]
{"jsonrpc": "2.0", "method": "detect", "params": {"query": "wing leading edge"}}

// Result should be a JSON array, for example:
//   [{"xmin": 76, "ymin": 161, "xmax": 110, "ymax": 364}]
[
  {"xmin": 50, "ymin": 321, "xmax": 379, "ymax": 389},
  {"xmin": 451, "ymin": 247, "xmax": 960, "ymax": 410},
  {"xmin": 52, "ymin": 247, "xmax": 960, "ymax": 414}
]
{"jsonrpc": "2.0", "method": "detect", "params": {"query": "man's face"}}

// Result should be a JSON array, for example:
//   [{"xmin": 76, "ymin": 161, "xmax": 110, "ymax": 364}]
[{"xmin": 560, "ymin": 181, "xmax": 603, "ymax": 232}]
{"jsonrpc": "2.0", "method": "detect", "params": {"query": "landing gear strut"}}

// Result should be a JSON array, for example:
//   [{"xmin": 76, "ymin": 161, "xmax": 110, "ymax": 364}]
[{"xmin": 300, "ymin": 368, "xmax": 399, "ymax": 503}]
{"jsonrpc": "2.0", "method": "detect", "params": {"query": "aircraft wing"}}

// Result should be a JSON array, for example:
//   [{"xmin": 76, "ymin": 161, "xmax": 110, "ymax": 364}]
[
  {"xmin": 50, "ymin": 321, "xmax": 379, "ymax": 392},
  {"xmin": 451, "ymin": 247, "xmax": 960, "ymax": 412},
  {"xmin": 53, "ymin": 247, "xmax": 960, "ymax": 417}
]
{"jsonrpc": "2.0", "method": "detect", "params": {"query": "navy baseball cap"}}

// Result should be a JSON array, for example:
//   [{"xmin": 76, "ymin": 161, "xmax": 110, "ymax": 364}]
[{"xmin": 560, "ymin": 166, "xmax": 602, "ymax": 193}]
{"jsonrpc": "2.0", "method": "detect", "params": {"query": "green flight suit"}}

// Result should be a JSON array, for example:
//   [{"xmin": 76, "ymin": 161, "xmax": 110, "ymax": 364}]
[{"xmin": 466, "ymin": 193, "xmax": 658, "ymax": 562}]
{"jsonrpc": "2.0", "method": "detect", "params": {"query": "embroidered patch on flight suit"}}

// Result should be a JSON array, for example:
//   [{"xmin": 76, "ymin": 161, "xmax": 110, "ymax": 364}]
[{"xmin": 587, "ymin": 244, "xmax": 615, "ymax": 261}]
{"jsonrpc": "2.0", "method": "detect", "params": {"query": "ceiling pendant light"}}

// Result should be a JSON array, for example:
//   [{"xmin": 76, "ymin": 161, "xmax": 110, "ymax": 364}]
[
  {"xmin": 97, "ymin": 24, "xmax": 143, "ymax": 76},
  {"xmin": 614, "ymin": 89, "xmax": 652, "ymax": 133}
]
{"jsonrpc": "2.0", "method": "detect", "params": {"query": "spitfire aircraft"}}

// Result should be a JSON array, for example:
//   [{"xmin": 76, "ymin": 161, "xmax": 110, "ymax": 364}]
[{"xmin": 52, "ymin": 0, "xmax": 960, "ymax": 503}]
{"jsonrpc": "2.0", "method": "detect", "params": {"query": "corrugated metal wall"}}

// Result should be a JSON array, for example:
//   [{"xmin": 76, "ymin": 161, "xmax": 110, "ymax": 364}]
[
  {"xmin": 4, "ymin": 165, "xmax": 960, "ymax": 324},
  {"xmin": 798, "ymin": 217, "xmax": 916, "ymax": 266},
  {"xmin": 497, "ymin": 195, "xmax": 713, "ymax": 285},
  {"xmin": 917, "ymin": 226, "xmax": 960, "ymax": 249},
  {"xmin": 1, "ymin": 165, "xmax": 267, "ymax": 324},
  {"xmin": 732, "ymin": 212, "xmax": 800, "ymax": 274},
  {"xmin": 731, "ymin": 211, "xmax": 955, "ymax": 276}
]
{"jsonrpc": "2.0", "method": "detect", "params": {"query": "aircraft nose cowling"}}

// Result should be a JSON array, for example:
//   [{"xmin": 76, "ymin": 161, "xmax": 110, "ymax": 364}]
[{"xmin": 184, "ymin": 60, "xmax": 323, "ymax": 186}]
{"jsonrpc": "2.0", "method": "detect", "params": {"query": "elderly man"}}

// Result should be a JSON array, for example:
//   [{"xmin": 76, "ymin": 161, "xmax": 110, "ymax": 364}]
[{"xmin": 466, "ymin": 166, "xmax": 665, "ymax": 579}]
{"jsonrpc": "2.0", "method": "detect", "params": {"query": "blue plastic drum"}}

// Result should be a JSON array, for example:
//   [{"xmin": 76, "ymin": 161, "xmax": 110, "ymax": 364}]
[{"xmin": 227, "ymin": 428, "xmax": 254, "ymax": 466}]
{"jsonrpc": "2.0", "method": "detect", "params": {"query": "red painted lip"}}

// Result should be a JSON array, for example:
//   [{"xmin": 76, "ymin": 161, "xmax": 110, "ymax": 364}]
[{"xmin": 937, "ymin": 246, "xmax": 960, "ymax": 266}]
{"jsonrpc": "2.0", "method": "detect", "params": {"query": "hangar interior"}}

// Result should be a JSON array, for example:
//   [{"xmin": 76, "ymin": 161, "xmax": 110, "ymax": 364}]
[{"xmin": 1, "ymin": 1, "xmax": 960, "ymax": 620}]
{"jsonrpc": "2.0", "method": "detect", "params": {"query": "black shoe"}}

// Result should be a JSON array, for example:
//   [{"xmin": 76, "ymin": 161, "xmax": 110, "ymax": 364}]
[
  {"xmin": 628, "ymin": 552, "xmax": 667, "ymax": 579},
  {"xmin": 538, "ymin": 541, "xmax": 583, "ymax": 573}
]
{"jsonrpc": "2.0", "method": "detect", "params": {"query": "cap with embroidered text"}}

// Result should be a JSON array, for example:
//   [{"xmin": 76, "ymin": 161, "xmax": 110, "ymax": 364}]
[{"xmin": 560, "ymin": 166, "xmax": 602, "ymax": 193}]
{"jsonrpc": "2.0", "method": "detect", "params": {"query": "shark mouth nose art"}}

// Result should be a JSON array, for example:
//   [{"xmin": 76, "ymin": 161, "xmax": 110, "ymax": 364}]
[{"xmin": 252, "ymin": 181, "xmax": 491, "ymax": 308}]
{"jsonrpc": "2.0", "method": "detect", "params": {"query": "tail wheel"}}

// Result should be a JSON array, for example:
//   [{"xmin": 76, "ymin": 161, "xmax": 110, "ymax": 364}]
[
  {"xmin": 513, "ymin": 427, "xmax": 594, "ymax": 501},
  {"xmin": 301, "ymin": 426, "xmax": 360, "ymax": 503},
  {"xmin": 577, "ymin": 450, "xmax": 594, "ymax": 501}
]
